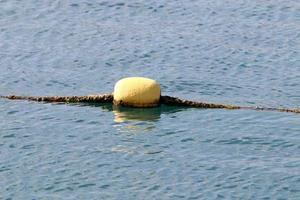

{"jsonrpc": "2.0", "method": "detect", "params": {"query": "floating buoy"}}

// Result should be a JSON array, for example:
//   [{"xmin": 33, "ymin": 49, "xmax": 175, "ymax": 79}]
[{"xmin": 113, "ymin": 77, "xmax": 161, "ymax": 108}]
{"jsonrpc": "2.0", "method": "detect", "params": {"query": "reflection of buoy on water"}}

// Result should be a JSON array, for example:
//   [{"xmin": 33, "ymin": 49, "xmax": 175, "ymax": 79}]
[
  {"xmin": 112, "ymin": 105, "xmax": 162, "ymax": 123},
  {"xmin": 113, "ymin": 77, "xmax": 161, "ymax": 108},
  {"xmin": 97, "ymin": 104, "xmax": 186, "ymax": 123}
]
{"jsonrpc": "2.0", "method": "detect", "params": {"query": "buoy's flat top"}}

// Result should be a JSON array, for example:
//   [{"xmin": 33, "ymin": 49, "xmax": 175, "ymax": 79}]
[{"xmin": 113, "ymin": 77, "xmax": 160, "ymax": 108}]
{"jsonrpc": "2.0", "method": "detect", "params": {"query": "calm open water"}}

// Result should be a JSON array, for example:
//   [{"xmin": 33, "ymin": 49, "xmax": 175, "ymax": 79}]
[{"xmin": 1, "ymin": 0, "xmax": 300, "ymax": 199}]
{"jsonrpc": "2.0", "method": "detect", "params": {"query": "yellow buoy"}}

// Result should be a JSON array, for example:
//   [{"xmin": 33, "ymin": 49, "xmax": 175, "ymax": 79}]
[{"xmin": 113, "ymin": 77, "xmax": 161, "ymax": 107}]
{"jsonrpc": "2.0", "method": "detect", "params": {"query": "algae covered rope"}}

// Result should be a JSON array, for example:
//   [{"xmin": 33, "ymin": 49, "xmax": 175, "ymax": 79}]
[
  {"xmin": 1, "ymin": 94, "xmax": 113, "ymax": 103},
  {"xmin": 2, "ymin": 94, "xmax": 239, "ymax": 109},
  {"xmin": 1, "ymin": 77, "xmax": 300, "ymax": 114},
  {"xmin": 1, "ymin": 94, "xmax": 240, "ymax": 109},
  {"xmin": 160, "ymin": 95, "xmax": 241, "ymax": 109},
  {"xmin": 160, "ymin": 95, "xmax": 300, "ymax": 113},
  {"xmin": 2, "ymin": 94, "xmax": 300, "ymax": 114}
]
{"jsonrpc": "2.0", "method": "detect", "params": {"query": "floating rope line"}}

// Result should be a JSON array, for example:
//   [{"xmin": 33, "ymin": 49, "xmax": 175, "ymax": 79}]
[
  {"xmin": 160, "ymin": 95, "xmax": 300, "ymax": 114},
  {"xmin": 0, "ymin": 94, "xmax": 113, "ymax": 103},
  {"xmin": 1, "ymin": 77, "xmax": 299, "ymax": 114},
  {"xmin": 160, "ymin": 95, "xmax": 241, "ymax": 109},
  {"xmin": 1, "ymin": 94, "xmax": 300, "ymax": 114}
]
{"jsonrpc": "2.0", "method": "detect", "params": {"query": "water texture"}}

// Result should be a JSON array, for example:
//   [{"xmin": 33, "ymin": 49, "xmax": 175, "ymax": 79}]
[{"xmin": 1, "ymin": 0, "xmax": 300, "ymax": 199}]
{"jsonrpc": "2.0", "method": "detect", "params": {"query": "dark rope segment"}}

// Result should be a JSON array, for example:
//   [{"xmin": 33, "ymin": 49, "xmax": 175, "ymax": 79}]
[
  {"xmin": 160, "ymin": 95, "xmax": 300, "ymax": 113},
  {"xmin": 1, "ymin": 94, "xmax": 113, "ymax": 103},
  {"xmin": 160, "ymin": 95, "xmax": 241, "ymax": 109}
]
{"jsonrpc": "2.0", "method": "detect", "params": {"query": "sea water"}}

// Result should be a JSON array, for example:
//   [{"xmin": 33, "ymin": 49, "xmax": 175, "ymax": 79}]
[{"xmin": 1, "ymin": 0, "xmax": 300, "ymax": 199}]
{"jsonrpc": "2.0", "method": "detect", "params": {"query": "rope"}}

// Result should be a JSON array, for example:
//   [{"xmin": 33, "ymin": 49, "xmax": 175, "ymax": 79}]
[
  {"xmin": 1, "ymin": 94, "xmax": 113, "ymax": 103},
  {"xmin": 243, "ymin": 106, "xmax": 300, "ymax": 114},
  {"xmin": 1, "ymin": 94, "xmax": 300, "ymax": 114},
  {"xmin": 160, "ymin": 95, "xmax": 300, "ymax": 113},
  {"xmin": 160, "ymin": 95, "xmax": 241, "ymax": 109}
]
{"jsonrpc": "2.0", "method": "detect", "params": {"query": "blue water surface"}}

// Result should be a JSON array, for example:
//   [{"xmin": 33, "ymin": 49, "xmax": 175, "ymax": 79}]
[{"xmin": 1, "ymin": 0, "xmax": 300, "ymax": 199}]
